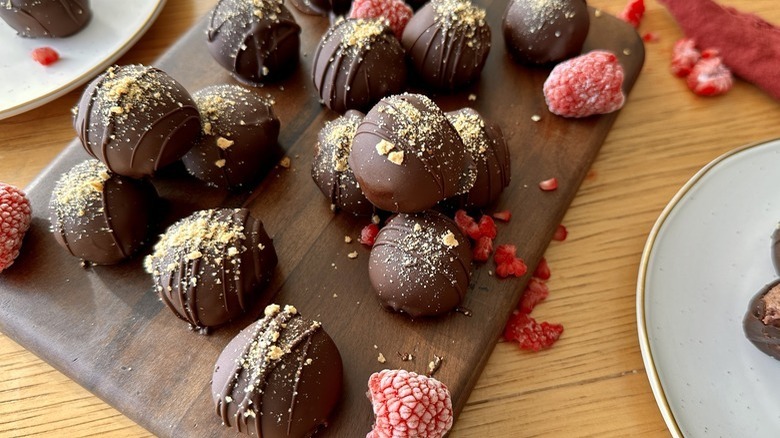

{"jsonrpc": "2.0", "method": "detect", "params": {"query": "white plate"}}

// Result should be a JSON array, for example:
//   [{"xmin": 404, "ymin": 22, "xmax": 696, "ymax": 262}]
[
  {"xmin": 638, "ymin": 138, "xmax": 780, "ymax": 438},
  {"xmin": 0, "ymin": 0, "xmax": 166, "ymax": 120}
]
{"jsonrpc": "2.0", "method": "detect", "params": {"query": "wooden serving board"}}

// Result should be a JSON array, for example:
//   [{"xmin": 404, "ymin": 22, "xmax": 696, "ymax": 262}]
[{"xmin": 0, "ymin": 3, "xmax": 643, "ymax": 437}]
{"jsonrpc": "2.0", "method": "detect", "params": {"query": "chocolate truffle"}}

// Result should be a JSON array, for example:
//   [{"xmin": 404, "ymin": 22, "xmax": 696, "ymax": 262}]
[
  {"xmin": 744, "ymin": 279, "xmax": 780, "ymax": 361},
  {"xmin": 182, "ymin": 85, "xmax": 280, "ymax": 190},
  {"xmin": 213, "ymin": 304, "xmax": 343, "ymax": 437},
  {"xmin": 73, "ymin": 65, "xmax": 200, "ymax": 179},
  {"xmin": 502, "ymin": 0, "xmax": 590, "ymax": 65},
  {"xmin": 349, "ymin": 93, "xmax": 476, "ymax": 212},
  {"xmin": 369, "ymin": 210, "xmax": 472, "ymax": 317},
  {"xmin": 445, "ymin": 108, "xmax": 510, "ymax": 208},
  {"xmin": 401, "ymin": 0, "xmax": 491, "ymax": 91},
  {"xmin": 0, "ymin": 0, "xmax": 90, "ymax": 38},
  {"xmin": 311, "ymin": 110, "xmax": 376, "ymax": 215},
  {"xmin": 144, "ymin": 208, "xmax": 278, "ymax": 332},
  {"xmin": 772, "ymin": 223, "xmax": 780, "ymax": 276},
  {"xmin": 49, "ymin": 159, "xmax": 158, "ymax": 265},
  {"xmin": 207, "ymin": 0, "xmax": 301, "ymax": 86},
  {"xmin": 312, "ymin": 18, "xmax": 407, "ymax": 113},
  {"xmin": 288, "ymin": 0, "xmax": 350, "ymax": 17}
]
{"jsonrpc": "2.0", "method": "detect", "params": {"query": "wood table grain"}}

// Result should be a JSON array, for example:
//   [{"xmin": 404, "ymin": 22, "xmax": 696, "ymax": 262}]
[{"xmin": 1, "ymin": 0, "xmax": 778, "ymax": 436}]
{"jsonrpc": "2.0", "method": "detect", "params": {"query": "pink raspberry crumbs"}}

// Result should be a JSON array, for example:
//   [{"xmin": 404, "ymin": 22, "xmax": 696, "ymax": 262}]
[
  {"xmin": 366, "ymin": 369, "xmax": 453, "ymax": 438},
  {"xmin": 543, "ymin": 50, "xmax": 626, "ymax": 118},
  {"xmin": 1, "ymin": 183, "xmax": 32, "ymax": 272}
]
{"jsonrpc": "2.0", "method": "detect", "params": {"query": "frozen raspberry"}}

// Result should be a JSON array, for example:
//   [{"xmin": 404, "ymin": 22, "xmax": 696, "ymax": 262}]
[
  {"xmin": 543, "ymin": 50, "xmax": 626, "ymax": 118},
  {"xmin": 494, "ymin": 244, "xmax": 527, "ymax": 278},
  {"xmin": 360, "ymin": 223, "xmax": 380, "ymax": 246},
  {"xmin": 503, "ymin": 311, "xmax": 564, "ymax": 351},
  {"xmin": 642, "ymin": 32, "xmax": 660, "ymax": 43},
  {"xmin": 552, "ymin": 224, "xmax": 568, "ymax": 241},
  {"xmin": 492, "ymin": 210, "xmax": 511, "ymax": 222},
  {"xmin": 533, "ymin": 257, "xmax": 551, "ymax": 280},
  {"xmin": 366, "ymin": 369, "xmax": 453, "ymax": 438},
  {"xmin": 477, "ymin": 215, "xmax": 497, "ymax": 240},
  {"xmin": 670, "ymin": 38, "xmax": 701, "ymax": 78},
  {"xmin": 31, "ymin": 47, "xmax": 59, "ymax": 66},
  {"xmin": 539, "ymin": 177, "xmax": 558, "ymax": 191},
  {"xmin": 686, "ymin": 51, "xmax": 733, "ymax": 96},
  {"xmin": 349, "ymin": 0, "xmax": 413, "ymax": 40},
  {"xmin": 472, "ymin": 236, "xmax": 493, "ymax": 262},
  {"xmin": 1, "ymin": 183, "xmax": 32, "ymax": 272},
  {"xmin": 519, "ymin": 277, "xmax": 549, "ymax": 314},
  {"xmin": 618, "ymin": 0, "xmax": 645, "ymax": 28},
  {"xmin": 454, "ymin": 210, "xmax": 479, "ymax": 240}
]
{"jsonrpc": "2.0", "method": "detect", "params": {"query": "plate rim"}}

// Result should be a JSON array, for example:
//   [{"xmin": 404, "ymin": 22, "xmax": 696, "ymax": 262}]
[
  {"xmin": 635, "ymin": 137, "xmax": 780, "ymax": 438},
  {"xmin": 0, "ymin": 0, "xmax": 168, "ymax": 120}
]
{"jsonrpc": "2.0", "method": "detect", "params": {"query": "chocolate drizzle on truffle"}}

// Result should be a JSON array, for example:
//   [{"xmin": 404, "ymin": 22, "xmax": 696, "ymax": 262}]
[
  {"xmin": 369, "ymin": 210, "xmax": 472, "ymax": 317},
  {"xmin": 350, "ymin": 93, "xmax": 476, "ymax": 212},
  {"xmin": 312, "ymin": 18, "xmax": 407, "ymax": 113},
  {"xmin": 446, "ymin": 108, "xmax": 510, "ymax": 208},
  {"xmin": 182, "ymin": 84, "xmax": 280, "ymax": 190},
  {"xmin": 212, "ymin": 304, "xmax": 343, "ymax": 437},
  {"xmin": 207, "ymin": 0, "xmax": 301, "ymax": 85},
  {"xmin": 401, "ymin": 0, "xmax": 491, "ymax": 90},
  {"xmin": 144, "ymin": 208, "xmax": 278, "ymax": 331},
  {"xmin": 73, "ymin": 65, "xmax": 200, "ymax": 179},
  {"xmin": 502, "ymin": 0, "xmax": 590, "ymax": 65},
  {"xmin": 0, "ymin": 0, "xmax": 91, "ymax": 38},
  {"xmin": 49, "ymin": 159, "xmax": 159, "ymax": 265},
  {"xmin": 744, "ymin": 279, "xmax": 780, "ymax": 361},
  {"xmin": 311, "ymin": 110, "xmax": 376, "ymax": 215}
]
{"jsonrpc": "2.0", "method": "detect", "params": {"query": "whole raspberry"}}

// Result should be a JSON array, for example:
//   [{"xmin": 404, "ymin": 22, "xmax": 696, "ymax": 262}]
[
  {"xmin": 670, "ymin": 38, "xmax": 701, "ymax": 78},
  {"xmin": 366, "ymin": 369, "xmax": 453, "ymax": 438},
  {"xmin": 543, "ymin": 50, "xmax": 626, "ymax": 118},
  {"xmin": 686, "ymin": 51, "xmax": 733, "ymax": 96},
  {"xmin": 1, "ymin": 183, "xmax": 32, "ymax": 272},
  {"xmin": 349, "ymin": 0, "xmax": 413, "ymax": 39}
]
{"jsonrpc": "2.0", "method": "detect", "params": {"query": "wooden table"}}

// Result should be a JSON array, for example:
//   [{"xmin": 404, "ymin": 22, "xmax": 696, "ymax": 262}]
[{"xmin": 1, "ymin": 0, "xmax": 778, "ymax": 436}]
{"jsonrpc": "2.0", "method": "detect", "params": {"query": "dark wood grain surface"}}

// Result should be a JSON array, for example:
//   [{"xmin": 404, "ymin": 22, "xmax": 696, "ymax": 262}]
[{"xmin": 0, "ymin": 3, "xmax": 643, "ymax": 437}]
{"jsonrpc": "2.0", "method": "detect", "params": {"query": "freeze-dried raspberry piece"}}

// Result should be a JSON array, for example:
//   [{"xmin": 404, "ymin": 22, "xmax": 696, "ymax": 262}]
[
  {"xmin": 366, "ymin": 369, "xmax": 453, "ymax": 438},
  {"xmin": 494, "ymin": 244, "xmax": 527, "ymax": 278},
  {"xmin": 533, "ymin": 257, "xmax": 550, "ymax": 280},
  {"xmin": 1, "ymin": 183, "xmax": 32, "ymax": 272},
  {"xmin": 618, "ymin": 0, "xmax": 645, "ymax": 28},
  {"xmin": 520, "ymin": 277, "xmax": 549, "ymax": 313},
  {"xmin": 687, "ymin": 51, "xmax": 733, "ymax": 96},
  {"xmin": 503, "ymin": 311, "xmax": 564, "ymax": 351},
  {"xmin": 31, "ymin": 47, "xmax": 59, "ymax": 66},
  {"xmin": 543, "ymin": 50, "xmax": 626, "ymax": 118},
  {"xmin": 454, "ymin": 209, "xmax": 479, "ymax": 240},
  {"xmin": 492, "ymin": 210, "xmax": 511, "ymax": 222},
  {"xmin": 494, "ymin": 244, "xmax": 517, "ymax": 265},
  {"xmin": 552, "ymin": 224, "xmax": 568, "ymax": 241},
  {"xmin": 349, "ymin": 0, "xmax": 413, "ymax": 39},
  {"xmin": 472, "ymin": 236, "xmax": 493, "ymax": 262},
  {"xmin": 539, "ymin": 177, "xmax": 558, "ymax": 191},
  {"xmin": 477, "ymin": 215, "xmax": 496, "ymax": 240},
  {"xmin": 670, "ymin": 38, "xmax": 701, "ymax": 77},
  {"xmin": 360, "ymin": 223, "xmax": 380, "ymax": 246}
]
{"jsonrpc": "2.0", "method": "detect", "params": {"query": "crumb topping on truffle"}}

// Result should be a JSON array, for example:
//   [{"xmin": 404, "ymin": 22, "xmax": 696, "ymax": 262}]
[
  {"xmin": 432, "ymin": 0, "xmax": 486, "ymax": 41},
  {"xmin": 448, "ymin": 110, "xmax": 489, "ymax": 160},
  {"xmin": 95, "ymin": 65, "xmax": 178, "ymax": 125},
  {"xmin": 194, "ymin": 84, "xmax": 275, "ymax": 137},
  {"xmin": 523, "ymin": 0, "xmax": 581, "ymax": 33},
  {"xmin": 51, "ymin": 160, "xmax": 110, "ymax": 221}
]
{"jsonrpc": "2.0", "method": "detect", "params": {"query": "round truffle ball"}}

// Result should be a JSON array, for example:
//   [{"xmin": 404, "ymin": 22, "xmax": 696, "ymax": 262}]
[
  {"xmin": 207, "ymin": 0, "xmax": 301, "ymax": 86},
  {"xmin": 312, "ymin": 18, "xmax": 407, "ymax": 113},
  {"xmin": 73, "ymin": 65, "xmax": 201, "ymax": 179},
  {"xmin": 213, "ymin": 304, "xmax": 343, "ymax": 437},
  {"xmin": 311, "ymin": 110, "xmax": 376, "ymax": 216},
  {"xmin": 49, "ymin": 159, "xmax": 159, "ymax": 265},
  {"xmin": 401, "ymin": 0, "xmax": 491, "ymax": 91},
  {"xmin": 369, "ymin": 210, "xmax": 472, "ymax": 317},
  {"xmin": 144, "ymin": 208, "xmax": 278, "ymax": 332},
  {"xmin": 182, "ymin": 85, "xmax": 280, "ymax": 190},
  {"xmin": 349, "ymin": 93, "xmax": 476, "ymax": 213},
  {"xmin": 445, "ymin": 108, "xmax": 510, "ymax": 208},
  {"xmin": 288, "ymin": 0, "xmax": 351, "ymax": 17},
  {"xmin": 0, "ymin": 0, "xmax": 91, "ymax": 38},
  {"xmin": 744, "ymin": 279, "xmax": 780, "ymax": 361},
  {"xmin": 502, "ymin": 0, "xmax": 590, "ymax": 65}
]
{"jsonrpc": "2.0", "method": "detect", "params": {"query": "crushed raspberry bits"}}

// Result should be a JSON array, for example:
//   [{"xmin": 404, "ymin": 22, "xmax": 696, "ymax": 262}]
[
  {"xmin": 543, "ymin": 50, "xmax": 626, "ymax": 118},
  {"xmin": 366, "ymin": 369, "xmax": 453, "ymax": 438},
  {"xmin": 359, "ymin": 223, "xmax": 380, "ymax": 246},
  {"xmin": 31, "ymin": 47, "xmax": 60, "ymax": 66},
  {"xmin": 0, "ymin": 183, "xmax": 32, "ymax": 272}
]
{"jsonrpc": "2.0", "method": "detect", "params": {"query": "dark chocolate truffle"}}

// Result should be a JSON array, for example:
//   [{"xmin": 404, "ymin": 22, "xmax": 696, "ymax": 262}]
[
  {"xmin": 49, "ymin": 159, "xmax": 158, "ymax": 265},
  {"xmin": 369, "ymin": 210, "xmax": 472, "ymax": 317},
  {"xmin": 212, "ymin": 304, "xmax": 343, "ymax": 437},
  {"xmin": 288, "ymin": 0, "xmax": 350, "ymax": 17},
  {"xmin": 401, "ymin": 0, "xmax": 491, "ymax": 91},
  {"xmin": 445, "ymin": 108, "xmax": 510, "ymax": 208},
  {"xmin": 207, "ymin": 0, "xmax": 301, "ymax": 86},
  {"xmin": 349, "ymin": 93, "xmax": 476, "ymax": 213},
  {"xmin": 744, "ymin": 279, "xmax": 780, "ymax": 361},
  {"xmin": 312, "ymin": 18, "xmax": 407, "ymax": 113},
  {"xmin": 772, "ymin": 224, "xmax": 780, "ymax": 276},
  {"xmin": 73, "ymin": 65, "xmax": 201, "ymax": 179},
  {"xmin": 144, "ymin": 208, "xmax": 278, "ymax": 332},
  {"xmin": 0, "ymin": 0, "xmax": 90, "ymax": 38},
  {"xmin": 311, "ymin": 110, "xmax": 376, "ymax": 216},
  {"xmin": 502, "ymin": 0, "xmax": 590, "ymax": 65},
  {"xmin": 182, "ymin": 85, "xmax": 280, "ymax": 190}
]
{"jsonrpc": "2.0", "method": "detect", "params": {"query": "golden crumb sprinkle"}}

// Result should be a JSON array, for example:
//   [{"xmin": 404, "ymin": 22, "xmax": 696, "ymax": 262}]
[
  {"xmin": 216, "ymin": 137, "xmax": 234, "ymax": 149},
  {"xmin": 377, "ymin": 352, "xmax": 386, "ymax": 363},
  {"xmin": 279, "ymin": 156, "xmax": 291, "ymax": 168},
  {"xmin": 375, "ymin": 139, "xmax": 395, "ymax": 155},
  {"xmin": 215, "ymin": 159, "xmax": 227, "ymax": 168},
  {"xmin": 387, "ymin": 150, "xmax": 405, "ymax": 165},
  {"xmin": 347, "ymin": 251, "xmax": 358, "ymax": 259},
  {"xmin": 441, "ymin": 231, "xmax": 459, "ymax": 248},
  {"xmin": 264, "ymin": 304, "xmax": 281, "ymax": 316}
]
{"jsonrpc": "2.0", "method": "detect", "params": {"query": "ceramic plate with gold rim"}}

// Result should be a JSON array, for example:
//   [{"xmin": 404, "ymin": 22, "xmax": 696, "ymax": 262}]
[
  {"xmin": 638, "ymin": 138, "xmax": 780, "ymax": 438},
  {"xmin": 0, "ymin": 0, "xmax": 166, "ymax": 120}
]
